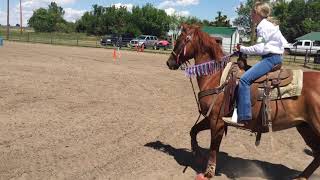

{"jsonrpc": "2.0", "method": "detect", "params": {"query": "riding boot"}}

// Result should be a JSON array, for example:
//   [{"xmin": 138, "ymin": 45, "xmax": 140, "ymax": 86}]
[{"xmin": 222, "ymin": 108, "xmax": 250, "ymax": 127}]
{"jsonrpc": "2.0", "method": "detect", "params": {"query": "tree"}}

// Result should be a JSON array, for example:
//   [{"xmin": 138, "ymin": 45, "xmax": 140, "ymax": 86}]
[
  {"xmin": 234, "ymin": 0, "xmax": 320, "ymax": 43},
  {"xmin": 212, "ymin": 11, "xmax": 231, "ymax": 27},
  {"xmin": 76, "ymin": 3, "xmax": 171, "ymax": 37},
  {"xmin": 28, "ymin": 2, "xmax": 68, "ymax": 32},
  {"xmin": 233, "ymin": 0, "xmax": 269, "ymax": 44},
  {"xmin": 28, "ymin": 8, "xmax": 55, "ymax": 32},
  {"xmin": 273, "ymin": 0, "xmax": 320, "ymax": 42}
]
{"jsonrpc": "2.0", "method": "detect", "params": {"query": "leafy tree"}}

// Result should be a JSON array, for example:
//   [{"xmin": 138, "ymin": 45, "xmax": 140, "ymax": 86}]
[
  {"xmin": 234, "ymin": 0, "xmax": 320, "ymax": 43},
  {"xmin": 56, "ymin": 22, "xmax": 75, "ymax": 33},
  {"xmin": 212, "ymin": 11, "xmax": 231, "ymax": 27},
  {"xmin": 233, "ymin": 0, "xmax": 254, "ymax": 40},
  {"xmin": 285, "ymin": 0, "xmax": 306, "ymax": 41},
  {"xmin": 75, "ymin": 12, "xmax": 96, "ymax": 34},
  {"xmin": 28, "ymin": 2, "xmax": 68, "ymax": 32},
  {"xmin": 273, "ymin": 0, "xmax": 320, "ymax": 42},
  {"xmin": 137, "ymin": 3, "xmax": 171, "ymax": 37},
  {"xmin": 233, "ymin": 0, "xmax": 270, "ymax": 44},
  {"xmin": 202, "ymin": 19, "xmax": 211, "ymax": 26},
  {"xmin": 76, "ymin": 3, "xmax": 171, "ymax": 37}
]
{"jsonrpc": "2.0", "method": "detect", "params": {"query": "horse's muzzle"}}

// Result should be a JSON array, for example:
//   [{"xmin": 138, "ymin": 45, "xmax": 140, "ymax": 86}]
[{"xmin": 166, "ymin": 58, "xmax": 179, "ymax": 70}]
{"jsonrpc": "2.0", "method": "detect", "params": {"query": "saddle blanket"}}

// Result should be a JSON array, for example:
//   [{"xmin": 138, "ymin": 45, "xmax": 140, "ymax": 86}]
[
  {"xmin": 257, "ymin": 69, "xmax": 303, "ymax": 100},
  {"xmin": 220, "ymin": 63, "xmax": 304, "ymax": 100}
]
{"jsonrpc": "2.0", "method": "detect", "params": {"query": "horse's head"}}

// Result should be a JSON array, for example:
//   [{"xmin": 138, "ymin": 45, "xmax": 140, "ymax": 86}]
[
  {"xmin": 166, "ymin": 24, "xmax": 224, "ymax": 70},
  {"xmin": 166, "ymin": 24, "xmax": 199, "ymax": 70}
]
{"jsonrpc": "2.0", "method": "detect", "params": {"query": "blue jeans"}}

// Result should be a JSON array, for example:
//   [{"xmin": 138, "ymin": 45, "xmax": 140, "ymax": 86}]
[{"xmin": 237, "ymin": 54, "xmax": 282, "ymax": 121}]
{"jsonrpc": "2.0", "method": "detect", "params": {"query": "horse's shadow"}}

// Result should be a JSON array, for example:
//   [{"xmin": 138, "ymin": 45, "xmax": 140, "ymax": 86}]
[{"xmin": 144, "ymin": 141, "xmax": 303, "ymax": 180}]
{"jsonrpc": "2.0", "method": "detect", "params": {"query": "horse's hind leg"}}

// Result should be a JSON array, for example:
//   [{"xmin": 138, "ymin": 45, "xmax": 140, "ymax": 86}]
[
  {"xmin": 190, "ymin": 117, "xmax": 210, "ymax": 154},
  {"xmin": 296, "ymin": 123, "xmax": 320, "ymax": 179}
]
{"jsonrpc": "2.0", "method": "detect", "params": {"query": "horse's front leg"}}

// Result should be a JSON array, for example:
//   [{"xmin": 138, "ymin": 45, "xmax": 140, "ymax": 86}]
[
  {"xmin": 190, "ymin": 117, "xmax": 210, "ymax": 161},
  {"xmin": 204, "ymin": 117, "xmax": 225, "ymax": 179}
]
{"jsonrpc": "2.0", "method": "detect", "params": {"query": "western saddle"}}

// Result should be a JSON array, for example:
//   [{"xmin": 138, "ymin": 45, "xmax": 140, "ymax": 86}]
[{"xmin": 226, "ymin": 55, "xmax": 294, "ymax": 145}]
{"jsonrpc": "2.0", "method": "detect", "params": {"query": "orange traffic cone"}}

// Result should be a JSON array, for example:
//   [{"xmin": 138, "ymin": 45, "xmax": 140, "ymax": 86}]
[{"xmin": 113, "ymin": 48, "xmax": 117, "ymax": 60}]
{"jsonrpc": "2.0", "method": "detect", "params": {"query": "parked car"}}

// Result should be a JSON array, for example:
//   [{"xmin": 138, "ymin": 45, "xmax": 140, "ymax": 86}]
[
  {"xmin": 100, "ymin": 33, "xmax": 135, "ymax": 47},
  {"xmin": 284, "ymin": 40, "xmax": 320, "ymax": 55},
  {"xmin": 155, "ymin": 40, "xmax": 171, "ymax": 50},
  {"xmin": 129, "ymin": 35, "xmax": 158, "ymax": 49}
]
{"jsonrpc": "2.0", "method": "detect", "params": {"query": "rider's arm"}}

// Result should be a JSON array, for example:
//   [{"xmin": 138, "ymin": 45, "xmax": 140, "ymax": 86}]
[
  {"xmin": 238, "ymin": 19, "xmax": 269, "ymax": 55},
  {"xmin": 240, "ymin": 19, "xmax": 289, "ymax": 55},
  {"xmin": 239, "ymin": 43, "xmax": 265, "ymax": 55}
]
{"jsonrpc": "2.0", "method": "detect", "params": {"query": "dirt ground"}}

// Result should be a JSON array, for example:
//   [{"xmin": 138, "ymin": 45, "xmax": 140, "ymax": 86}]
[{"xmin": 0, "ymin": 41, "xmax": 319, "ymax": 180}]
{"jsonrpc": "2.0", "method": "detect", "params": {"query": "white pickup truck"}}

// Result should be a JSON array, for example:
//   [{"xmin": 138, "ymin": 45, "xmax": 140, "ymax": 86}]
[{"xmin": 284, "ymin": 40, "xmax": 320, "ymax": 55}]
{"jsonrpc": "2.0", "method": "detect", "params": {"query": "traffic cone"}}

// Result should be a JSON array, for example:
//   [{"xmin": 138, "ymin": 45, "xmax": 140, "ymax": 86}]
[{"xmin": 113, "ymin": 48, "xmax": 117, "ymax": 60}]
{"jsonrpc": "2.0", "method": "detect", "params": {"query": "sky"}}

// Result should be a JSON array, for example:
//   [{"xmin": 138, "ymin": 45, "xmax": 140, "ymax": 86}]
[{"xmin": 0, "ymin": 0, "xmax": 246, "ymax": 27}]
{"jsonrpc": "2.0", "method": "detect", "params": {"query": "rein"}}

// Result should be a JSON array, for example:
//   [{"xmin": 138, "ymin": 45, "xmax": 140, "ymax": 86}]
[
  {"xmin": 171, "ymin": 35, "xmax": 192, "ymax": 65},
  {"xmin": 186, "ymin": 54, "xmax": 232, "ymax": 124}
]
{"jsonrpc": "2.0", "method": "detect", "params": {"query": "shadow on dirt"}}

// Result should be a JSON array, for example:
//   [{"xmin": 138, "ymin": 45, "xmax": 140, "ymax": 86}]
[{"xmin": 144, "ymin": 141, "xmax": 316, "ymax": 180}]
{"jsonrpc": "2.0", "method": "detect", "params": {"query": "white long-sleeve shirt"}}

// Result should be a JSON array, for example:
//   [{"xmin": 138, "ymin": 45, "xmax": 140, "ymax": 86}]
[{"xmin": 240, "ymin": 19, "xmax": 288, "ymax": 55}]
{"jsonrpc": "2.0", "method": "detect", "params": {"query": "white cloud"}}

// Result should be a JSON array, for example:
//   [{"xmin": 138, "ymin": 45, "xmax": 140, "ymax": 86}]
[
  {"xmin": 64, "ymin": 8, "xmax": 85, "ymax": 22},
  {"xmin": 164, "ymin": 8, "xmax": 176, "ymax": 16},
  {"xmin": 0, "ymin": 11, "xmax": 6, "ymax": 26},
  {"xmin": 158, "ymin": 0, "xmax": 199, "ymax": 9},
  {"xmin": 113, "ymin": 3, "xmax": 133, "ymax": 12},
  {"xmin": 164, "ymin": 8, "xmax": 190, "ymax": 17},
  {"xmin": 159, "ymin": 0, "xmax": 194, "ymax": 18},
  {"xmin": 0, "ymin": 0, "xmax": 84, "ymax": 26},
  {"xmin": 176, "ymin": 10, "xmax": 190, "ymax": 17}
]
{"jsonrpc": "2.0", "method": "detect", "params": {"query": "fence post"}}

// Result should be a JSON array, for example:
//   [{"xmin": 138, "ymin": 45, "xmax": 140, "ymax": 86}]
[
  {"xmin": 304, "ymin": 49, "xmax": 308, "ymax": 67},
  {"xmin": 294, "ymin": 47, "xmax": 297, "ymax": 62},
  {"xmin": 76, "ymin": 35, "xmax": 79, "ymax": 46},
  {"xmin": 51, "ymin": 33, "xmax": 53, "ymax": 44},
  {"xmin": 308, "ymin": 48, "xmax": 312, "ymax": 63}
]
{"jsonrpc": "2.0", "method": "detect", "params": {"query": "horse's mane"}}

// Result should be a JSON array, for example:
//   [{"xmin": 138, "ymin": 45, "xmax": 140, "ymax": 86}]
[{"xmin": 192, "ymin": 26, "xmax": 224, "ymax": 61}]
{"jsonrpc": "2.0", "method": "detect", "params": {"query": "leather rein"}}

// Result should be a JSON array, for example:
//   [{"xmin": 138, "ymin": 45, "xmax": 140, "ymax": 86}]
[{"xmin": 187, "ymin": 58, "xmax": 233, "ymax": 125}]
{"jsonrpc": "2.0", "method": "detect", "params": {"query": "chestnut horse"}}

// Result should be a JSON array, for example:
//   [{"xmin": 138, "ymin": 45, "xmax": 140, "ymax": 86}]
[{"xmin": 166, "ymin": 24, "xmax": 320, "ymax": 179}]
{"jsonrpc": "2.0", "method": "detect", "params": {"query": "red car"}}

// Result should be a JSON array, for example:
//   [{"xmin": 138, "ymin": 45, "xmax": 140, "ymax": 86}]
[{"xmin": 155, "ymin": 40, "xmax": 171, "ymax": 50}]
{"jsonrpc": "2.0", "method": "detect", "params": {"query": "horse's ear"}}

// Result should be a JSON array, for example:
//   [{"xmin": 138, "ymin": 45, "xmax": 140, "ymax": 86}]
[
  {"xmin": 194, "ymin": 25, "xmax": 201, "ymax": 30},
  {"xmin": 181, "ymin": 24, "xmax": 189, "ymax": 32}
]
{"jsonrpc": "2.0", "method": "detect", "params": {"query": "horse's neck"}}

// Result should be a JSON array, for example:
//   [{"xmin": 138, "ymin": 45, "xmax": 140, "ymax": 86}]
[
  {"xmin": 197, "ymin": 74, "xmax": 221, "ymax": 91},
  {"xmin": 195, "ymin": 54, "xmax": 223, "ymax": 91}
]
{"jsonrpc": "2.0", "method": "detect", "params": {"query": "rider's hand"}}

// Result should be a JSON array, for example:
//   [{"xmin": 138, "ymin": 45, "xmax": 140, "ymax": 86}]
[{"xmin": 234, "ymin": 43, "xmax": 241, "ymax": 52}]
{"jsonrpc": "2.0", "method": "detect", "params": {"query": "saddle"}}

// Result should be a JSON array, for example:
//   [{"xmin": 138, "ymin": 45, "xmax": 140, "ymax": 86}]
[
  {"xmin": 223, "ymin": 60, "xmax": 295, "ymax": 145},
  {"xmin": 237, "ymin": 64, "xmax": 293, "ymax": 89}
]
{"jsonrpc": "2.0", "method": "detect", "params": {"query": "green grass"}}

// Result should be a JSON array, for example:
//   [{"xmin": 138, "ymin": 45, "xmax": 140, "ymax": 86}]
[
  {"xmin": 0, "ymin": 28, "xmax": 102, "ymax": 47},
  {"xmin": 0, "ymin": 28, "xmax": 173, "ymax": 54}
]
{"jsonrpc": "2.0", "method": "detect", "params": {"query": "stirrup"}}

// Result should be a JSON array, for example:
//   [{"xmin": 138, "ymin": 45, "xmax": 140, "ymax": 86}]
[{"xmin": 222, "ymin": 117, "xmax": 247, "ymax": 127}]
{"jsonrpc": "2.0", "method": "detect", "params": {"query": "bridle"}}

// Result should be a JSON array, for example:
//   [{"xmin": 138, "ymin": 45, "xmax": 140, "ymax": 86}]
[{"xmin": 171, "ymin": 34, "xmax": 193, "ymax": 65}]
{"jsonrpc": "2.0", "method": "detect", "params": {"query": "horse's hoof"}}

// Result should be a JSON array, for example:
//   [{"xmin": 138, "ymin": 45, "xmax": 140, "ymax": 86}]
[
  {"xmin": 204, "ymin": 163, "xmax": 216, "ymax": 179},
  {"xmin": 195, "ymin": 173, "xmax": 209, "ymax": 180}
]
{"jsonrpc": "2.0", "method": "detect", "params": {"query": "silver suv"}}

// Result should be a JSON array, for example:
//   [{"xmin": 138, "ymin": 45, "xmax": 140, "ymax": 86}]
[{"xmin": 129, "ymin": 35, "xmax": 158, "ymax": 49}]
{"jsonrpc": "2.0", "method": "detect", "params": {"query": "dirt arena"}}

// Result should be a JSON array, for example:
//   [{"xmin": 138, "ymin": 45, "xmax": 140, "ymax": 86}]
[{"xmin": 0, "ymin": 41, "xmax": 319, "ymax": 180}]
